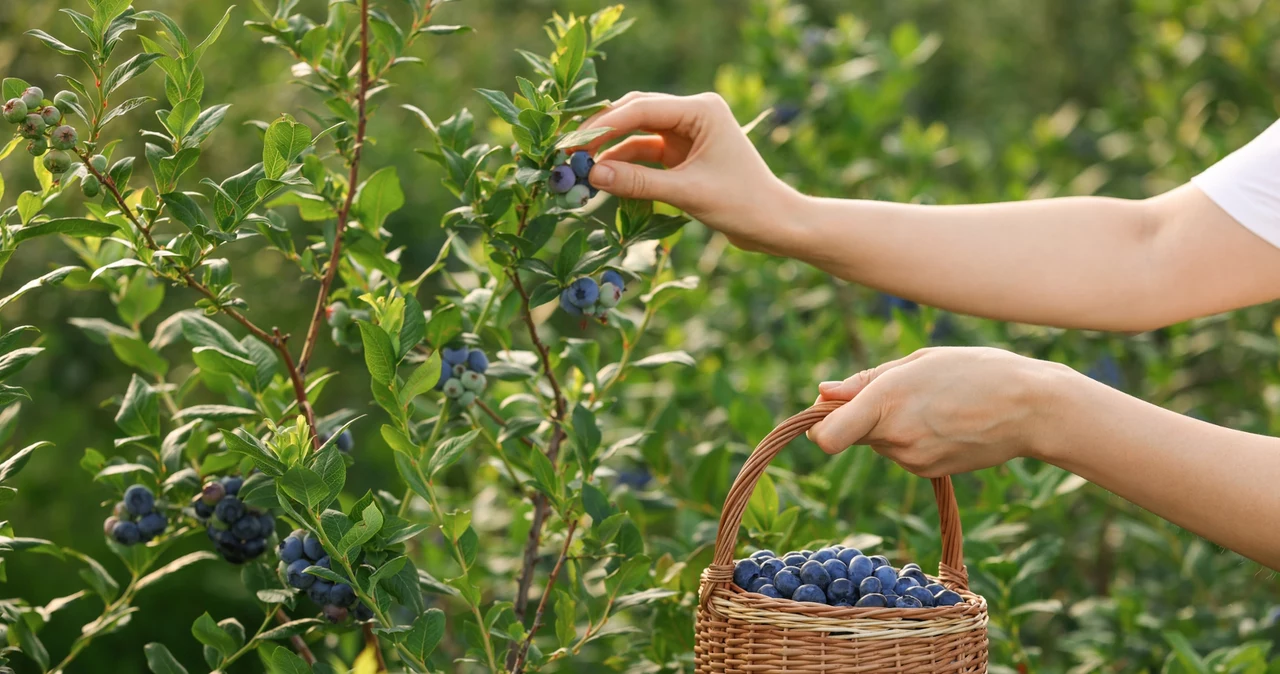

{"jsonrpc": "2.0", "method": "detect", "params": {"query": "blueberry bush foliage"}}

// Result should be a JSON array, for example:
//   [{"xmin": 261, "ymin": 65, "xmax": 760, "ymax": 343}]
[{"xmin": 0, "ymin": 1, "xmax": 691, "ymax": 672}]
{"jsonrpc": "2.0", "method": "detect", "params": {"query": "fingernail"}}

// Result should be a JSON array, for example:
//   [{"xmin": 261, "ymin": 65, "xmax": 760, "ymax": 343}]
[
  {"xmin": 818, "ymin": 381, "xmax": 841, "ymax": 391},
  {"xmin": 590, "ymin": 163, "xmax": 614, "ymax": 187}
]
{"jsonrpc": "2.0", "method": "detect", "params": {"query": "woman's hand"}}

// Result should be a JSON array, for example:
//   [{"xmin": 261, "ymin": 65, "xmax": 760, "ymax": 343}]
[
  {"xmin": 578, "ymin": 92, "xmax": 804, "ymax": 254},
  {"xmin": 806, "ymin": 347, "xmax": 1066, "ymax": 477}
]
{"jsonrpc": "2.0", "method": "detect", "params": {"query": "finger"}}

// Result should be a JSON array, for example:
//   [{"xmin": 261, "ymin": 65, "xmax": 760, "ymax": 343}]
[
  {"xmin": 581, "ymin": 91, "xmax": 660, "ymax": 128},
  {"xmin": 807, "ymin": 384, "xmax": 886, "ymax": 455},
  {"xmin": 816, "ymin": 351, "xmax": 926, "ymax": 401},
  {"xmin": 596, "ymin": 135, "xmax": 668, "ymax": 166},
  {"xmin": 579, "ymin": 95, "xmax": 707, "ymax": 153},
  {"xmin": 589, "ymin": 160, "xmax": 690, "ymax": 202}
]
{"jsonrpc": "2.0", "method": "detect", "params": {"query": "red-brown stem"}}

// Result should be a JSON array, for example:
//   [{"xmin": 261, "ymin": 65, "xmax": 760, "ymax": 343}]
[
  {"xmin": 274, "ymin": 610, "xmax": 317, "ymax": 665},
  {"xmin": 297, "ymin": 0, "xmax": 373, "ymax": 374},
  {"xmin": 274, "ymin": 328, "xmax": 320, "ymax": 449},
  {"xmin": 476, "ymin": 398, "xmax": 536, "ymax": 448},
  {"xmin": 510, "ymin": 519, "xmax": 580, "ymax": 673}
]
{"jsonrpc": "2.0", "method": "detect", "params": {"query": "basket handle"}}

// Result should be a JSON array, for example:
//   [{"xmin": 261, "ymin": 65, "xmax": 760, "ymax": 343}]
[{"xmin": 701, "ymin": 401, "xmax": 970, "ymax": 608}]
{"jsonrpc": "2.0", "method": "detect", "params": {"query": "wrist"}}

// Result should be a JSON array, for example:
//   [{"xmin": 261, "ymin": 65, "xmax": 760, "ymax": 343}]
[
  {"xmin": 1020, "ymin": 360, "xmax": 1086, "ymax": 464},
  {"xmin": 759, "ymin": 183, "xmax": 819, "ymax": 259}
]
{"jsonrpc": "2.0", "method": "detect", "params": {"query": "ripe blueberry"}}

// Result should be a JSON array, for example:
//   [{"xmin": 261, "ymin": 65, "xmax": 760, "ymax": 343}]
[
  {"xmin": 222, "ymin": 476, "xmax": 243, "ymax": 496},
  {"xmin": 747, "ymin": 576, "xmax": 769, "ymax": 593},
  {"xmin": 810, "ymin": 548, "xmax": 836, "ymax": 563},
  {"xmin": 353, "ymin": 604, "xmax": 374, "ymax": 621},
  {"xmin": 559, "ymin": 288, "xmax": 584, "ymax": 316},
  {"xmin": 435, "ymin": 358, "xmax": 452, "ymax": 391},
  {"xmin": 442, "ymin": 378, "xmax": 464, "ymax": 399},
  {"xmin": 828, "ymin": 578, "xmax": 855, "ymax": 602},
  {"xmin": 773, "ymin": 567, "xmax": 801, "ymax": 597},
  {"xmin": 868, "ymin": 555, "xmax": 890, "ymax": 568},
  {"xmin": 278, "ymin": 536, "xmax": 304, "ymax": 563},
  {"xmin": 569, "ymin": 151, "xmax": 594, "ymax": 179},
  {"xmin": 19, "ymin": 114, "xmax": 44, "ymax": 138},
  {"xmin": 307, "ymin": 580, "xmax": 333, "ymax": 604},
  {"xmin": 303, "ymin": 533, "xmax": 324, "ymax": 560},
  {"xmin": 460, "ymin": 371, "xmax": 486, "ymax": 392},
  {"xmin": 846, "ymin": 555, "xmax": 875, "ymax": 584},
  {"xmin": 563, "ymin": 183, "xmax": 591, "ymax": 209},
  {"xmin": 43, "ymin": 149, "xmax": 71, "ymax": 174},
  {"xmin": 243, "ymin": 538, "xmax": 267, "ymax": 559},
  {"xmin": 894, "ymin": 595, "xmax": 923, "ymax": 609},
  {"xmin": 286, "ymin": 559, "xmax": 315, "ymax": 588},
  {"xmin": 549, "ymin": 165, "xmax": 576, "ymax": 194},
  {"xmin": 893, "ymin": 577, "xmax": 920, "ymax": 595},
  {"xmin": 732, "ymin": 559, "xmax": 760, "ymax": 589},
  {"xmin": 81, "ymin": 174, "xmax": 101, "ymax": 197},
  {"xmin": 442, "ymin": 347, "xmax": 469, "ymax": 366},
  {"xmin": 39, "ymin": 106, "xmax": 60, "ymax": 127},
  {"xmin": 27, "ymin": 137, "xmax": 47, "ymax": 157},
  {"xmin": 201, "ymin": 481, "xmax": 226, "ymax": 505},
  {"xmin": 757, "ymin": 584, "xmax": 782, "ymax": 599},
  {"xmin": 901, "ymin": 567, "xmax": 929, "ymax": 587},
  {"xmin": 797, "ymin": 550, "xmax": 815, "ymax": 557},
  {"xmin": 600, "ymin": 269, "xmax": 625, "ymax": 291},
  {"xmin": 858, "ymin": 577, "xmax": 882, "ymax": 596},
  {"xmin": 323, "ymin": 604, "xmax": 349, "ymax": 623},
  {"xmin": 821, "ymin": 559, "xmax": 847, "ymax": 581},
  {"xmin": 565, "ymin": 277, "xmax": 599, "ymax": 309},
  {"xmin": 873, "ymin": 566, "xmax": 898, "ymax": 589},
  {"xmin": 925, "ymin": 583, "xmax": 946, "ymax": 596},
  {"xmin": 138, "ymin": 512, "xmax": 167, "ymax": 538},
  {"xmin": 759, "ymin": 558, "xmax": 784, "ymax": 580},
  {"xmin": 935, "ymin": 590, "xmax": 963, "ymax": 606},
  {"xmin": 781, "ymin": 554, "xmax": 807, "ymax": 567},
  {"xmin": 792, "ymin": 584, "xmax": 827, "ymax": 604},
  {"xmin": 902, "ymin": 562, "xmax": 921, "ymax": 571},
  {"xmin": 329, "ymin": 583, "xmax": 357, "ymax": 607},
  {"xmin": 232, "ymin": 515, "xmax": 263, "ymax": 540},
  {"xmin": 112, "ymin": 520, "xmax": 142, "ymax": 545},
  {"xmin": 2, "ymin": 98, "xmax": 27, "ymax": 123},
  {"xmin": 798, "ymin": 560, "xmax": 831, "ymax": 589},
  {"xmin": 215, "ymin": 497, "xmax": 245, "ymax": 524},
  {"xmin": 124, "ymin": 484, "xmax": 155, "ymax": 516},
  {"xmin": 904, "ymin": 586, "xmax": 936, "ymax": 607},
  {"xmin": 53, "ymin": 90, "xmax": 77, "ymax": 114},
  {"xmin": 855, "ymin": 593, "xmax": 887, "ymax": 608},
  {"xmin": 193, "ymin": 500, "xmax": 214, "ymax": 519},
  {"xmin": 749, "ymin": 549, "xmax": 776, "ymax": 561},
  {"xmin": 20, "ymin": 87, "xmax": 43, "ymax": 110},
  {"xmin": 336, "ymin": 430, "xmax": 354, "ymax": 452},
  {"xmin": 315, "ymin": 556, "xmax": 331, "ymax": 569},
  {"xmin": 466, "ymin": 349, "xmax": 489, "ymax": 373}
]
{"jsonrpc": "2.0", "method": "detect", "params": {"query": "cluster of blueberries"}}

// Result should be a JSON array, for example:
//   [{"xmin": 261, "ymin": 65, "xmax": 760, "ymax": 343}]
[
  {"xmin": 434, "ymin": 346, "xmax": 489, "ymax": 407},
  {"xmin": 733, "ymin": 547, "xmax": 965, "ymax": 609},
  {"xmin": 2, "ymin": 86, "xmax": 103, "ymax": 196},
  {"xmin": 278, "ymin": 530, "xmax": 373, "ymax": 623},
  {"xmin": 547, "ymin": 150, "xmax": 598, "ymax": 208},
  {"xmin": 325, "ymin": 302, "xmax": 370, "ymax": 353},
  {"xmin": 560, "ymin": 270, "xmax": 626, "ymax": 320},
  {"xmin": 194, "ymin": 476, "xmax": 275, "ymax": 564},
  {"xmin": 102, "ymin": 484, "xmax": 168, "ymax": 546}
]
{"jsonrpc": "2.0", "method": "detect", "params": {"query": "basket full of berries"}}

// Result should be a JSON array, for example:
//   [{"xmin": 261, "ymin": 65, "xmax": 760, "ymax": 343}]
[{"xmin": 695, "ymin": 401, "xmax": 989, "ymax": 673}]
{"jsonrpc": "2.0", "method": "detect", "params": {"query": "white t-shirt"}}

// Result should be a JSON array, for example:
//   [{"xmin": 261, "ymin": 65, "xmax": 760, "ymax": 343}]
[{"xmin": 1192, "ymin": 120, "xmax": 1280, "ymax": 248}]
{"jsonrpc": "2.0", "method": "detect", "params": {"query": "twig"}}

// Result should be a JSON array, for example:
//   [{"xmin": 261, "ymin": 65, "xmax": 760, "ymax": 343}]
[
  {"xmin": 476, "ymin": 398, "xmax": 536, "ymax": 448},
  {"xmin": 510, "ymin": 519, "xmax": 580, "ymax": 673},
  {"xmin": 275, "ymin": 609, "xmax": 317, "ymax": 665},
  {"xmin": 297, "ymin": 0, "xmax": 373, "ymax": 374}
]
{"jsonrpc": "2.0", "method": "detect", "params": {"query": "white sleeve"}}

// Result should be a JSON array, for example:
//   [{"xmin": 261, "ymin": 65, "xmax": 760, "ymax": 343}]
[{"xmin": 1191, "ymin": 119, "xmax": 1280, "ymax": 249}]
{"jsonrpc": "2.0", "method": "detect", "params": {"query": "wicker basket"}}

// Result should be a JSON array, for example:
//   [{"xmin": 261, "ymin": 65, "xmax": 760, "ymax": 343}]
[{"xmin": 694, "ymin": 401, "xmax": 989, "ymax": 673}]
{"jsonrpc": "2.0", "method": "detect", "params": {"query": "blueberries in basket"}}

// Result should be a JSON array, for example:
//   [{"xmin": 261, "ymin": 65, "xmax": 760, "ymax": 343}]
[
  {"xmin": 792, "ymin": 584, "xmax": 827, "ymax": 604},
  {"xmin": 836, "ymin": 548, "xmax": 863, "ymax": 565},
  {"xmin": 821, "ymin": 559, "xmax": 847, "ymax": 582},
  {"xmin": 759, "ymin": 558, "xmax": 785, "ymax": 580},
  {"xmin": 873, "ymin": 566, "xmax": 898, "ymax": 589},
  {"xmin": 747, "ymin": 577, "xmax": 770, "ymax": 593},
  {"xmin": 868, "ymin": 555, "xmax": 890, "ymax": 569},
  {"xmin": 750, "ymin": 549, "xmax": 775, "ymax": 560},
  {"xmin": 798, "ymin": 560, "xmax": 831, "ymax": 589},
  {"xmin": 773, "ymin": 567, "xmax": 801, "ymax": 597},
  {"xmin": 827, "ymin": 578, "xmax": 855, "ymax": 603},
  {"xmin": 847, "ymin": 555, "xmax": 875, "ymax": 584},
  {"xmin": 798, "ymin": 549, "xmax": 814, "ymax": 557},
  {"xmin": 782, "ymin": 553, "xmax": 807, "ymax": 567},
  {"xmin": 905, "ymin": 586, "xmax": 936, "ymax": 607},
  {"xmin": 925, "ymin": 583, "xmax": 946, "ymax": 596},
  {"xmin": 855, "ymin": 593, "xmax": 888, "ymax": 608},
  {"xmin": 900, "ymin": 566, "xmax": 929, "ymax": 587},
  {"xmin": 733, "ymin": 558, "xmax": 761, "ymax": 589},
  {"xmin": 757, "ymin": 584, "xmax": 782, "ymax": 599},
  {"xmin": 935, "ymin": 590, "xmax": 963, "ymax": 606},
  {"xmin": 858, "ymin": 576, "xmax": 882, "ymax": 596},
  {"xmin": 894, "ymin": 577, "xmax": 921, "ymax": 595},
  {"xmin": 810, "ymin": 548, "xmax": 836, "ymax": 563},
  {"xmin": 895, "ymin": 595, "xmax": 923, "ymax": 609}
]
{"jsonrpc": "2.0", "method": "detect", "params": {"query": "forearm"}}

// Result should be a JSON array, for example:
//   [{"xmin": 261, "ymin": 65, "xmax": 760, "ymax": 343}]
[{"xmin": 1031, "ymin": 365, "xmax": 1280, "ymax": 569}]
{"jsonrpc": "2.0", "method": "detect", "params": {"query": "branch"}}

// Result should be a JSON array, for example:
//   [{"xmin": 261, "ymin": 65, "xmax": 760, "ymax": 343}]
[
  {"xmin": 297, "ymin": 0, "xmax": 373, "ymax": 374},
  {"xmin": 510, "ymin": 519, "xmax": 579, "ymax": 674},
  {"xmin": 275, "ymin": 609, "xmax": 317, "ymax": 665}
]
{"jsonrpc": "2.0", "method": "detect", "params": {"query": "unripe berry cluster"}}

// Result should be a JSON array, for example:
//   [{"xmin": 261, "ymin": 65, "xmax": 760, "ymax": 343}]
[
  {"xmin": 277, "ymin": 530, "xmax": 373, "ymax": 623},
  {"xmin": 193, "ymin": 476, "xmax": 274, "ymax": 564},
  {"xmin": 560, "ymin": 269, "xmax": 626, "ymax": 320},
  {"xmin": 435, "ymin": 346, "xmax": 488, "ymax": 407},
  {"xmin": 4, "ymin": 85, "xmax": 100, "ymax": 196},
  {"xmin": 546, "ymin": 150, "xmax": 598, "ymax": 209},
  {"xmin": 325, "ymin": 302, "xmax": 369, "ymax": 352},
  {"xmin": 733, "ymin": 547, "xmax": 966, "ymax": 609},
  {"xmin": 102, "ymin": 484, "xmax": 169, "ymax": 546}
]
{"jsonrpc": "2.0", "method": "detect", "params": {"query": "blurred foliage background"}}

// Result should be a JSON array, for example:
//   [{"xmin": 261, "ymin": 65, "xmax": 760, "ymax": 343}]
[{"xmin": 2, "ymin": 0, "xmax": 1280, "ymax": 672}]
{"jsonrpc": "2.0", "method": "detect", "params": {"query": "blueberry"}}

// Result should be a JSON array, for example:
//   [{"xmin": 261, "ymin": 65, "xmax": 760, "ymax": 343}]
[
  {"xmin": 123, "ymin": 484, "xmax": 155, "ymax": 516},
  {"xmin": 904, "ymin": 586, "xmax": 936, "ymax": 607},
  {"xmin": 53, "ymin": 90, "xmax": 77, "ymax": 114},
  {"xmin": 828, "ymin": 578, "xmax": 855, "ymax": 602},
  {"xmin": 858, "ymin": 577, "xmax": 882, "ymax": 596},
  {"xmin": 821, "ymin": 559, "xmax": 847, "ymax": 581},
  {"xmin": 103, "ymin": 517, "xmax": 119, "ymax": 537},
  {"xmin": 353, "ymin": 604, "xmax": 374, "ymax": 621},
  {"xmin": 2, "ymin": 98, "xmax": 27, "ymax": 123},
  {"xmin": 328, "ymin": 583, "xmax": 357, "ymax": 607},
  {"xmin": 559, "ymin": 288, "xmax": 585, "ymax": 316},
  {"xmin": 39, "ymin": 106, "xmax": 61, "ymax": 127},
  {"xmin": 286, "ymin": 559, "xmax": 315, "ymax": 588},
  {"xmin": 569, "ymin": 150, "xmax": 593, "ymax": 179},
  {"xmin": 750, "ymin": 549, "xmax": 776, "ymax": 560},
  {"xmin": 322, "ymin": 604, "xmax": 349, "ymax": 623},
  {"xmin": 466, "ymin": 349, "xmax": 489, "ymax": 373},
  {"xmin": 563, "ymin": 183, "xmax": 591, "ymax": 209},
  {"xmin": 757, "ymin": 584, "xmax": 782, "ymax": 599},
  {"xmin": 747, "ymin": 576, "xmax": 769, "ymax": 593},
  {"xmin": 868, "ymin": 555, "xmax": 890, "ymax": 568},
  {"xmin": 442, "ymin": 347, "xmax": 469, "ymax": 366},
  {"xmin": 895, "ymin": 596, "xmax": 923, "ymax": 609},
  {"xmin": 442, "ymin": 378, "xmax": 464, "ymax": 398},
  {"xmin": 112, "ymin": 520, "xmax": 142, "ymax": 545},
  {"xmin": 138, "ymin": 512, "xmax": 167, "ymax": 538},
  {"xmin": 792, "ymin": 584, "xmax": 827, "ymax": 604},
  {"xmin": 759, "ymin": 558, "xmax": 784, "ymax": 580},
  {"xmin": 894, "ymin": 577, "xmax": 920, "ymax": 595},
  {"xmin": 315, "ymin": 555, "xmax": 331, "ymax": 569},
  {"xmin": 42, "ymin": 148, "xmax": 70, "ymax": 174},
  {"xmin": 81, "ymin": 174, "xmax": 100, "ymax": 197},
  {"xmin": 460, "ymin": 371, "xmax": 486, "ymax": 393},
  {"xmin": 883, "ymin": 590, "xmax": 899, "ymax": 602},
  {"xmin": 243, "ymin": 538, "xmax": 267, "ymax": 559},
  {"xmin": 773, "ymin": 567, "xmax": 801, "ymax": 597},
  {"xmin": 925, "ymin": 583, "xmax": 946, "ymax": 596},
  {"xmin": 194, "ymin": 500, "xmax": 214, "ymax": 519},
  {"xmin": 278, "ymin": 536, "xmax": 304, "ymax": 563},
  {"xmin": 326, "ymin": 302, "xmax": 350, "ymax": 327},
  {"xmin": 258, "ymin": 513, "xmax": 275, "ymax": 536},
  {"xmin": 847, "ymin": 555, "xmax": 875, "ymax": 584},
  {"xmin": 27, "ymin": 137, "xmax": 47, "ymax": 157},
  {"xmin": 902, "ymin": 567, "xmax": 929, "ymax": 586},
  {"xmin": 597, "ymin": 282, "xmax": 622, "ymax": 308},
  {"xmin": 902, "ymin": 562, "xmax": 921, "ymax": 571},
  {"xmin": 307, "ymin": 580, "xmax": 333, "ymax": 604},
  {"xmin": 798, "ymin": 560, "xmax": 831, "ymax": 589},
  {"xmin": 303, "ymin": 533, "xmax": 325, "ymax": 561},
  {"xmin": 565, "ymin": 277, "xmax": 599, "ymax": 310},
  {"xmin": 811, "ymin": 548, "xmax": 836, "ymax": 563},
  {"xmin": 456, "ymin": 391, "xmax": 477, "ymax": 408},
  {"xmin": 113, "ymin": 502, "xmax": 128, "ymax": 519},
  {"xmin": 201, "ymin": 481, "xmax": 226, "ymax": 505},
  {"xmin": 19, "ymin": 114, "xmax": 45, "ymax": 138},
  {"xmin": 214, "ymin": 496, "xmax": 245, "ymax": 524},
  {"xmin": 336, "ymin": 430, "xmax": 354, "ymax": 452},
  {"xmin": 435, "ymin": 358, "xmax": 452, "ymax": 390},
  {"xmin": 222, "ymin": 476, "xmax": 243, "ymax": 496},
  {"xmin": 600, "ymin": 269, "xmax": 625, "ymax": 292},
  {"xmin": 855, "ymin": 593, "xmax": 888, "ymax": 608},
  {"xmin": 732, "ymin": 559, "xmax": 761, "ymax": 589},
  {"xmin": 782, "ymin": 554, "xmax": 807, "ymax": 567},
  {"xmin": 549, "ymin": 165, "xmax": 576, "ymax": 194},
  {"xmin": 20, "ymin": 87, "xmax": 43, "ymax": 110},
  {"xmin": 232, "ymin": 515, "xmax": 263, "ymax": 540},
  {"xmin": 935, "ymin": 590, "xmax": 963, "ymax": 606},
  {"xmin": 873, "ymin": 566, "xmax": 897, "ymax": 589},
  {"xmin": 836, "ymin": 548, "xmax": 862, "ymax": 565}
]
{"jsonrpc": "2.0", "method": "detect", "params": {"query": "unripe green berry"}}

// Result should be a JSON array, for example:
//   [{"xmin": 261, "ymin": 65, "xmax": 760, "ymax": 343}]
[
  {"xmin": 90, "ymin": 154, "xmax": 108, "ymax": 173},
  {"xmin": 50, "ymin": 125, "xmax": 77, "ymax": 151},
  {"xmin": 20, "ymin": 87, "xmax": 43, "ymax": 110},
  {"xmin": 19, "ymin": 114, "xmax": 45, "ymax": 138},
  {"xmin": 598, "ymin": 282, "xmax": 621, "ymax": 308},
  {"xmin": 26, "ymin": 137, "xmax": 47, "ymax": 157},
  {"xmin": 442, "ymin": 378, "xmax": 464, "ymax": 399},
  {"xmin": 460, "ymin": 371, "xmax": 486, "ymax": 393},
  {"xmin": 456, "ymin": 391, "xmax": 476, "ymax": 407},
  {"xmin": 43, "ymin": 149, "xmax": 71, "ymax": 174},
  {"xmin": 452, "ymin": 363, "xmax": 467, "ymax": 377},
  {"xmin": 326, "ymin": 302, "xmax": 351, "ymax": 328},
  {"xmin": 53, "ymin": 90, "xmax": 78, "ymax": 114},
  {"xmin": 81, "ymin": 175, "xmax": 101, "ymax": 198},
  {"xmin": 39, "ymin": 105, "xmax": 61, "ymax": 127},
  {"xmin": 562, "ymin": 183, "xmax": 591, "ymax": 209},
  {"xmin": 2, "ymin": 98, "xmax": 27, "ymax": 123}
]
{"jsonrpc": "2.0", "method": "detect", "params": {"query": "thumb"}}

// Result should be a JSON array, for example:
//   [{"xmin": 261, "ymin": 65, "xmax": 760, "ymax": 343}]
[
  {"xmin": 589, "ymin": 160, "xmax": 687, "ymax": 202},
  {"xmin": 807, "ymin": 385, "xmax": 885, "ymax": 455}
]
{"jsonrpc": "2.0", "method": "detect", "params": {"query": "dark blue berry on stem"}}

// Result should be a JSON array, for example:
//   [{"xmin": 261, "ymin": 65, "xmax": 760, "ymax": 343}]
[
  {"xmin": 354, "ymin": 604, "xmax": 374, "ymax": 621},
  {"xmin": 329, "ymin": 583, "xmax": 357, "ymax": 607},
  {"xmin": 303, "ymin": 533, "xmax": 324, "ymax": 561},
  {"xmin": 243, "ymin": 538, "xmax": 267, "ymax": 559},
  {"xmin": 138, "ymin": 513, "xmax": 167, "ymax": 538},
  {"xmin": 232, "ymin": 515, "xmax": 262, "ymax": 540},
  {"xmin": 215, "ymin": 497, "xmax": 245, "ymax": 524},
  {"xmin": 307, "ymin": 580, "xmax": 333, "ymax": 604},
  {"xmin": 201, "ymin": 481, "xmax": 226, "ymax": 505},
  {"xmin": 222, "ymin": 476, "xmax": 243, "ymax": 496},
  {"xmin": 549, "ymin": 165, "xmax": 576, "ymax": 193},
  {"xmin": 569, "ymin": 150, "xmax": 594, "ymax": 179},
  {"xmin": 467, "ymin": 349, "xmax": 489, "ymax": 373},
  {"xmin": 336, "ymin": 430, "xmax": 354, "ymax": 452},
  {"xmin": 123, "ymin": 484, "xmax": 155, "ymax": 516},
  {"xmin": 112, "ymin": 520, "xmax": 142, "ymax": 545},
  {"xmin": 194, "ymin": 500, "xmax": 214, "ymax": 519},
  {"xmin": 278, "ymin": 536, "xmax": 304, "ymax": 564},
  {"xmin": 286, "ymin": 559, "xmax": 315, "ymax": 589}
]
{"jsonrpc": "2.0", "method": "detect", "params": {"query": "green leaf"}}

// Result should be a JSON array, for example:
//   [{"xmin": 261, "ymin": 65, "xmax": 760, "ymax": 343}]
[
  {"xmin": 742, "ymin": 471, "xmax": 779, "ymax": 531},
  {"xmin": 2, "ymin": 78, "xmax": 30, "ymax": 101},
  {"xmin": 26, "ymin": 29, "xmax": 88, "ymax": 58},
  {"xmin": 281, "ymin": 467, "xmax": 330, "ymax": 510},
  {"xmin": 353, "ymin": 166, "xmax": 404, "ymax": 231},
  {"xmin": 115, "ymin": 374, "xmax": 159, "ymax": 437},
  {"xmin": 399, "ymin": 350, "xmax": 441, "ymax": 409},
  {"xmin": 424, "ymin": 304, "xmax": 461, "ymax": 349},
  {"xmin": 223, "ymin": 429, "xmax": 286, "ymax": 477},
  {"xmin": 475, "ymin": 88, "xmax": 520, "ymax": 125},
  {"xmin": 555, "ymin": 590, "xmax": 576, "ymax": 648},
  {"xmin": 180, "ymin": 312, "xmax": 249, "ymax": 357},
  {"xmin": 192, "ymin": 346, "xmax": 258, "ymax": 386},
  {"xmin": 11, "ymin": 217, "xmax": 116, "ymax": 243},
  {"xmin": 106, "ymin": 52, "xmax": 163, "ymax": 94},
  {"xmin": 144, "ymin": 643, "xmax": 189, "ymax": 674},
  {"xmin": 553, "ymin": 21, "xmax": 588, "ymax": 89},
  {"xmin": 555, "ymin": 126, "xmax": 612, "ymax": 150},
  {"xmin": 401, "ymin": 608, "xmax": 446, "ymax": 663},
  {"xmin": 571, "ymin": 403, "xmax": 601, "ymax": 464},
  {"xmin": 426, "ymin": 429, "xmax": 479, "ymax": 479},
  {"xmin": 356, "ymin": 320, "xmax": 398, "ymax": 385},
  {"xmin": 266, "ymin": 191, "xmax": 337, "ymax": 221},
  {"xmin": 267, "ymin": 643, "xmax": 313, "ymax": 674},
  {"xmin": 173, "ymin": 405, "xmax": 259, "ymax": 421},
  {"xmin": 555, "ymin": 230, "xmax": 587, "ymax": 280},
  {"xmin": 605, "ymin": 554, "xmax": 651, "ymax": 596},
  {"xmin": 632, "ymin": 351, "xmax": 696, "ymax": 369},
  {"xmin": 10, "ymin": 618, "xmax": 49, "ymax": 671},
  {"xmin": 191, "ymin": 612, "xmax": 237, "ymax": 660},
  {"xmin": 398, "ymin": 293, "xmax": 426, "ymax": 359},
  {"xmin": 337, "ymin": 502, "xmax": 384, "ymax": 557},
  {"xmin": 107, "ymin": 333, "xmax": 169, "ymax": 377},
  {"xmin": 161, "ymin": 192, "xmax": 209, "ymax": 231},
  {"xmin": 0, "ymin": 441, "xmax": 51, "ymax": 484},
  {"xmin": 420, "ymin": 24, "xmax": 473, "ymax": 35},
  {"xmin": 262, "ymin": 115, "xmax": 312, "ymax": 180},
  {"xmin": 257, "ymin": 618, "xmax": 323, "ymax": 642},
  {"xmin": 640, "ymin": 276, "xmax": 699, "ymax": 310},
  {"xmin": 0, "ymin": 346, "xmax": 42, "ymax": 382},
  {"xmin": 0, "ymin": 266, "xmax": 80, "ymax": 313},
  {"xmin": 137, "ymin": 551, "xmax": 217, "ymax": 591}
]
